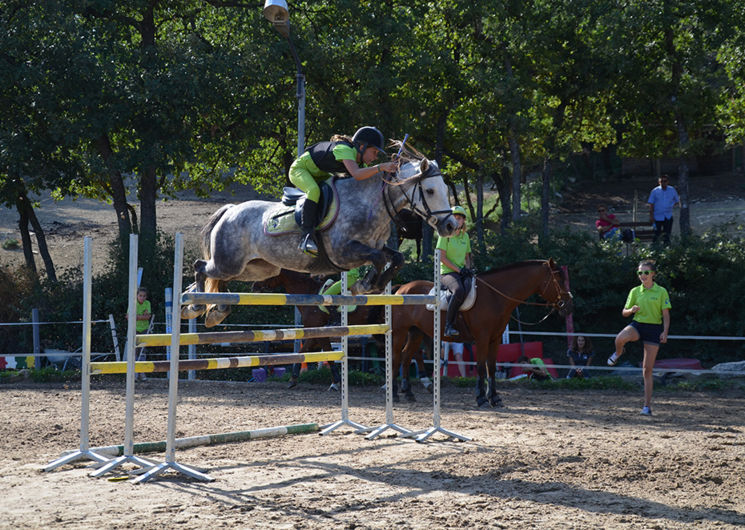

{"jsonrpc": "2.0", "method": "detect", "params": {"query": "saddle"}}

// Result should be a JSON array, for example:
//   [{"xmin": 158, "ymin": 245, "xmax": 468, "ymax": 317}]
[
  {"xmin": 264, "ymin": 179, "xmax": 340, "ymax": 237},
  {"xmin": 425, "ymin": 277, "xmax": 477, "ymax": 312}
]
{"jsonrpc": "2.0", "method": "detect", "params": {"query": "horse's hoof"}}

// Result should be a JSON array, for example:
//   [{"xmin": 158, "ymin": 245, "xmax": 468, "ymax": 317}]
[
  {"xmin": 490, "ymin": 397, "xmax": 505, "ymax": 408},
  {"xmin": 205, "ymin": 312, "xmax": 226, "ymax": 328},
  {"xmin": 181, "ymin": 305, "xmax": 205, "ymax": 320},
  {"xmin": 405, "ymin": 392, "xmax": 416, "ymax": 403},
  {"xmin": 476, "ymin": 396, "xmax": 489, "ymax": 407}
]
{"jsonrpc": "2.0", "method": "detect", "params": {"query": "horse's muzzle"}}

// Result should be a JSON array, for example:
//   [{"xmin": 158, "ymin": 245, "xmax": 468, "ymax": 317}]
[{"xmin": 434, "ymin": 214, "xmax": 457, "ymax": 237}]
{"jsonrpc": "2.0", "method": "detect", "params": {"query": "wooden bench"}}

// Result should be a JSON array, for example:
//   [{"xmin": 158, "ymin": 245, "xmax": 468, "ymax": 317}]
[{"xmin": 619, "ymin": 221, "xmax": 655, "ymax": 242}]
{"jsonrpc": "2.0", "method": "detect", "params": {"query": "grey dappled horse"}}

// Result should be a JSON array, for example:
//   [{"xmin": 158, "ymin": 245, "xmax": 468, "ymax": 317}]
[{"xmin": 184, "ymin": 144, "xmax": 457, "ymax": 327}]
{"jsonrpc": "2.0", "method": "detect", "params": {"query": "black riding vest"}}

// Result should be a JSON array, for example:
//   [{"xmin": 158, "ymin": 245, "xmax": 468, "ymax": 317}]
[{"xmin": 307, "ymin": 140, "xmax": 354, "ymax": 174}]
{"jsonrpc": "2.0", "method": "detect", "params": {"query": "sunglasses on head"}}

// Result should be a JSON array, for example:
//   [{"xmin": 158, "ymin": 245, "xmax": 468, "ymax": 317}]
[{"xmin": 637, "ymin": 270, "xmax": 653, "ymax": 276}]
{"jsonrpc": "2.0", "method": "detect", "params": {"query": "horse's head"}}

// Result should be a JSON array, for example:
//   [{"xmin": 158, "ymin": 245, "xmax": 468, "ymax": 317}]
[
  {"xmin": 539, "ymin": 259, "xmax": 574, "ymax": 317},
  {"xmin": 388, "ymin": 154, "xmax": 456, "ymax": 237}
]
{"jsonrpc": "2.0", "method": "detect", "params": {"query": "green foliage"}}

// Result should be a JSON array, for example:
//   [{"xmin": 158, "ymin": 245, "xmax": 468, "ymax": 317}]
[{"xmin": 2, "ymin": 239, "xmax": 20, "ymax": 250}]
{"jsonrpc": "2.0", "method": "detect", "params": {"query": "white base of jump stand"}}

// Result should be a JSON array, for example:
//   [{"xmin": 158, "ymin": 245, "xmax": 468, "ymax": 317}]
[
  {"xmin": 132, "ymin": 460, "xmax": 214, "ymax": 484},
  {"xmin": 43, "ymin": 449, "xmax": 110, "ymax": 472},
  {"xmin": 320, "ymin": 418, "xmax": 371, "ymax": 436},
  {"xmin": 415, "ymin": 426, "xmax": 471, "ymax": 443},
  {"xmin": 365, "ymin": 422, "xmax": 412, "ymax": 440},
  {"xmin": 89, "ymin": 454, "xmax": 158, "ymax": 478}
]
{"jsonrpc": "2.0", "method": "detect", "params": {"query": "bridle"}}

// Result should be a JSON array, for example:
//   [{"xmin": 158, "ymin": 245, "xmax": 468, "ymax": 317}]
[
  {"xmin": 381, "ymin": 161, "xmax": 451, "ymax": 230},
  {"xmin": 475, "ymin": 261, "xmax": 572, "ymax": 324}
]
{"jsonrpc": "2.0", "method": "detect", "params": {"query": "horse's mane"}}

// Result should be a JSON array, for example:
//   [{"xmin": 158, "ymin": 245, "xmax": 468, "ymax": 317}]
[
  {"xmin": 388, "ymin": 139, "xmax": 426, "ymax": 164},
  {"xmin": 479, "ymin": 259, "xmax": 563, "ymax": 282}
]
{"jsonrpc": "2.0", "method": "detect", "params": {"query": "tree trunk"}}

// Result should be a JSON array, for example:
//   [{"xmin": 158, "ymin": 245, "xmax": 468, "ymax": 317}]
[
  {"xmin": 139, "ymin": 166, "xmax": 158, "ymax": 267},
  {"xmin": 94, "ymin": 134, "xmax": 132, "ymax": 249},
  {"xmin": 24, "ymin": 198, "xmax": 57, "ymax": 282},
  {"xmin": 475, "ymin": 173, "xmax": 485, "ymax": 254},
  {"xmin": 664, "ymin": 15, "xmax": 691, "ymax": 237},
  {"xmin": 16, "ymin": 197, "xmax": 37, "ymax": 276},
  {"xmin": 540, "ymin": 157, "xmax": 551, "ymax": 244},
  {"xmin": 509, "ymin": 133, "xmax": 522, "ymax": 223},
  {"xmin": 496, "ymin": 167, "xmax": 512, "ymax": 234}
]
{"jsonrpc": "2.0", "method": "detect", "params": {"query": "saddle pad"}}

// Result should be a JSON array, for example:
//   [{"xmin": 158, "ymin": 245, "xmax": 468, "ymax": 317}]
[
  {"xmin": 426, "ymin": 280, "xmax": 477, "ymax": 312},
  {"xmin": 264, "ymin": 180, "xmax": 339, "ymax": 237}
]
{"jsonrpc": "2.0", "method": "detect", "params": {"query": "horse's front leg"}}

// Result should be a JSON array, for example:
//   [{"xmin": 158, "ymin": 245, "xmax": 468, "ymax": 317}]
[
  {"xmin": 487, "ymin": 348, "xmax": 504, "ymax": 408},
  {"xmin": 342, "ymin": 241, "xmax": 388, "ymax": 294},
  {"xmin": 182, "ymin": 259, "xmax": 208, "ymax": 319},
  {"xmin": 372, "ymin": 246, "xmax": 404, "ymax": 292}
]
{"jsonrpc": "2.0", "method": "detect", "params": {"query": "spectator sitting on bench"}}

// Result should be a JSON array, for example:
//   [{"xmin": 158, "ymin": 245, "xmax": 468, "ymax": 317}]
[
  {"xmin": 595, "ymin": 205, "xmax": 620, "ymax": 240},
  {"xmin": 517, "ymin": 355, "xmax": 552, "ymax": 381}
]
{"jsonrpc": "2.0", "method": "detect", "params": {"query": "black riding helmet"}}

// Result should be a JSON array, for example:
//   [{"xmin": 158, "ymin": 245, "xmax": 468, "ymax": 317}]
[{"xmin": 352, "ymin": 126, "xmax": 386, "ymax": 157}]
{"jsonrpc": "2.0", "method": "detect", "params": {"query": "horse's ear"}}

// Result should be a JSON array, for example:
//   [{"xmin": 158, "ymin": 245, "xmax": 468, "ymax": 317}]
[
  {"xmin": 420, "ymin": 158, "xmax": 429, "ymax": 173},
  {"xmin": 429, "ymin": 159, "xmax": 439, "ymax": 170}
]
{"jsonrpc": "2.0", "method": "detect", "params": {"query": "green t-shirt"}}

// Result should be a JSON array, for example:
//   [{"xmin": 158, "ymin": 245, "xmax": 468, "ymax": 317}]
[
  {"xmin": 436, "ymin": 231, "xmax": 471, "ymax": 275},
  {"xmin": 298, "ymin": 144, "xmax": 357, "ymax": 181},
  {"xmin": 136, "ymin": 300, "xmax": 152, "ymax": 333},
  {"xmin": 625, "ymin": 283, "xmax": 671, "ymax": 324}
]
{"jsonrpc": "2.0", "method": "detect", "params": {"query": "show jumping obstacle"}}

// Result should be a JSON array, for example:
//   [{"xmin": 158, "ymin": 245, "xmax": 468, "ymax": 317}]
[{"xmin": 44, "ymin": 231, "xmax": 468, "ymax": 484}]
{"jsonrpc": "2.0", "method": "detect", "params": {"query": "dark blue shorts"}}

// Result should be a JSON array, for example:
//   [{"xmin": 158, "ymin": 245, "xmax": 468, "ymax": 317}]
[{"xmin": 630, "ymin": 321, "xmax": 663, "ymax": 345}]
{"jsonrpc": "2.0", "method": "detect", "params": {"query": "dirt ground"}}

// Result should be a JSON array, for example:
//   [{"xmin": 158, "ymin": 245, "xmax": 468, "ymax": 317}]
[
  {"xmin": 2, "ymin": 379, "xmax": 744, "ymax": 529},
  {"xmin": 1, "ymin": 173, "xmax": 744, "ymax": 274}
]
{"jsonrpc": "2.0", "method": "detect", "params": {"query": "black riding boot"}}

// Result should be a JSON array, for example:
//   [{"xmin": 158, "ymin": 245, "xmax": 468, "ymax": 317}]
[
  {"xmin": 299, "ymin": 199, "xmax": 319, "ymax": 256},
  {"xmin": 444, "ymin": 298, "xmax": 460, "ymax": 338}
]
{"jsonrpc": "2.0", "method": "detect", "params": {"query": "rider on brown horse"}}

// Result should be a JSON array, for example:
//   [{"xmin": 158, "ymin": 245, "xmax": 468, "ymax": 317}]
[{"xmin": 436, "ymin": 205, "xmax": 473, "ymax": 337}]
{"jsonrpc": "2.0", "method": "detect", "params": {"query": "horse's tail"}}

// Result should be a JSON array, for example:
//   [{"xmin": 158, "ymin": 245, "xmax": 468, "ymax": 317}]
[{"xmin": 200, "ymin": 204, "xmax": 232, "ymax": 260}]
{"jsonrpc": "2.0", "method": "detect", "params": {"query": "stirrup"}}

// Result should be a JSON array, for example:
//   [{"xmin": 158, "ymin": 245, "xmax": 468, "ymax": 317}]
[{"xmin": 299, "ymin": 235, "xmax": 318, "ymax": 256}]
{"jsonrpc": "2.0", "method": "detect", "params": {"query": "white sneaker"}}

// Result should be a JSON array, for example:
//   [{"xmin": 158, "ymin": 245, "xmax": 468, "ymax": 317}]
[
  {"xmin": 640, "ymin": 406, "xmax": 652, "ymax": 416},
  {"xmin": 328, "ymin": 383, "xmax": 339, "ymax": 391},
  {"xmin": 607, "ymin": 353, "xmax": 619, "ymax": 366}
]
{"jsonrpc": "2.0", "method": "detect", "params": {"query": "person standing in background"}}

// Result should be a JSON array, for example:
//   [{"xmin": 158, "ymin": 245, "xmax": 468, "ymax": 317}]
[{"xmin": 648, "ymin": 174, "xmax": 680, "ymax": 246}]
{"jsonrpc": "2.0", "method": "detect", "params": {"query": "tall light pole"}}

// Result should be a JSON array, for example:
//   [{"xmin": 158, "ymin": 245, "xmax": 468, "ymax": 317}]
[
  {"xmin": 264, "ymin": 0, "xmax": 305, "ymax": 156},
  {"xmin": 264, "ymin": 1, "xmax": 306, "ymax": 355}
]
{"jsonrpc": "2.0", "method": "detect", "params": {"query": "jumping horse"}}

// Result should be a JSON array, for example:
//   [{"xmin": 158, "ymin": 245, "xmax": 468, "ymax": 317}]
[
  {"xmin": 183, "ymin": 142, "xmax": 456, "ymax": 327},
  {"xmin": 391, "ymin": 259, "xmax": 573, "ymax": 407}
]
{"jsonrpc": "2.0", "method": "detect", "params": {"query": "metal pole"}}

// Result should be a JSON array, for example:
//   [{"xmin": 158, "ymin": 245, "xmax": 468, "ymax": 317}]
[
  {"xmin": 91, "ymin": 235, "xmax": 156, "ymax": 477},
  {"xmin": 32, "ymin": 308, "xmax": 40, "ymax": 366},
  {"xmin": 417, "ymin": 255, "xmax": 470, "ymax": 442},
  {"xmin": 134, "ymin": 233, "xmax": 213, "ymax": 483},
  {"xmin": 109, "ymin": 314, "xmax": 121, "ymax": 362},
  {"xmin": 366, "ymin": 280, "xmax": 412, "ymax": 440},
  {"xmin": 320, "ymin": 271, "xmax": 370, "ymax": 435},
  {"xmin": 188, "ymin": 317, "xmax": 197, "ymax": 380},
  {"xmin": 44, "ymin": 237, "xmax": 109, "ymax": 471}
]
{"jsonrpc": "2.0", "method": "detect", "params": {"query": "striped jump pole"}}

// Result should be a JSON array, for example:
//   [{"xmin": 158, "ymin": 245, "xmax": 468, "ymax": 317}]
[
  {"xmin": 84, "ymin": 423, "xmax": 319, "ymax": 457},
  {"xmin": 320, "ymin": 271, "xmax": 371, "ymax": 435},
  {"xmin": 44, "ymin": 237, "xmax": 111, "ymax": 472},
  {"xmin": 91, "ymin": 234, "xmax": 162, "ymax": 478},
  {"xmin": 91, "ymin": 351, "xmax": 344, "ymax": 375},
  {"xmin": 135, "ymin": 323, "xmax": 389, "ymax": 348},
  {"xmin": 182, "ymin": 292, "xmax": 435, "ymax": 308},
  {"xmin": 134, "ymin": 233, "xmax": 213, "ymax": 483},
  {"xmin": 366, "ymin": 280, "xmax": 414, "ymax": 440}
]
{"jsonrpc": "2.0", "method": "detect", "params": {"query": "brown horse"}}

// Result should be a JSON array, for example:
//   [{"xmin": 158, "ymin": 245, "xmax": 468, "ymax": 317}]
[
  {"xmin": 254, "ymin": 269, "xmax": 432, "ymax": 393},
  {"xmin": 391, "ymin": 259, "xmax": 573, "ymax": 407}
]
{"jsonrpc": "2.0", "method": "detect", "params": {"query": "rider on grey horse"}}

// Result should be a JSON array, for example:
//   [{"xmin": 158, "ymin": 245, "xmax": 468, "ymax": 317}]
[{"xmin": 289, "ymin": 126, "xmax": 398, "ymax": 256}]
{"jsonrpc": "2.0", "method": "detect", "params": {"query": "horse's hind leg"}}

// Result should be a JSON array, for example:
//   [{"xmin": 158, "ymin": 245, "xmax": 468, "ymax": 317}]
[
  {"xmin": 487, "ymin": 355, "xmax": 504, "ymax": 408},
  {"xmin": 372, "ymin": 247, "xmax": 404, "ymax": 292},
  {"xmin": 475, "ymin": 363, "xmax": 488, "ymax": 407}
]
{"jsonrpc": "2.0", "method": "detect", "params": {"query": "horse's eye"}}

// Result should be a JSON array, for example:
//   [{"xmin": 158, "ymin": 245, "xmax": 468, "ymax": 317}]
[{"xmin": 425, "ymin": 188, "xmax": 434, "ymax": 196}]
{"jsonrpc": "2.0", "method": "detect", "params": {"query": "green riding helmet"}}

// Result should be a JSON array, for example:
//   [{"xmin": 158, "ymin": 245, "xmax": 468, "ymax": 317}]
[
  {"xmin": 352, "ymin": 126, "xmax": 386, "ymax": 156},
  {"xmin": 451, "ymin": 205, "xmax": 467, "ymax": 217}
]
